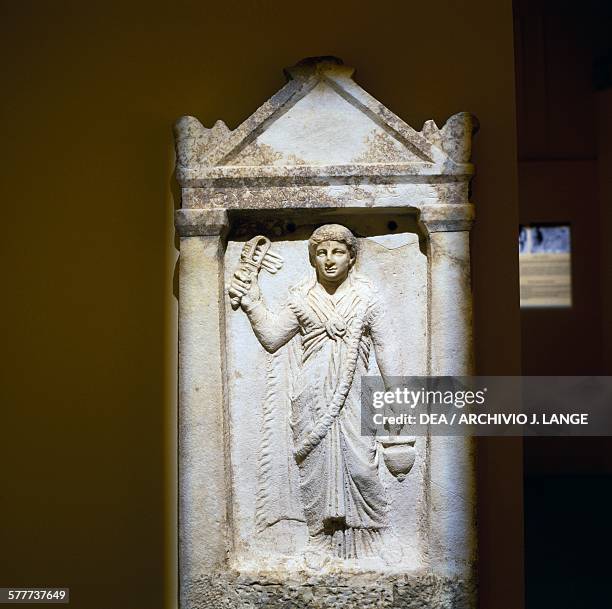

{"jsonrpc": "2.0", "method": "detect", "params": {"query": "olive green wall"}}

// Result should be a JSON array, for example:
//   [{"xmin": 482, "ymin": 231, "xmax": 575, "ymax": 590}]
[{"xmin": 0, "ymin": 2, "xmax": 522, "ymax": 608}]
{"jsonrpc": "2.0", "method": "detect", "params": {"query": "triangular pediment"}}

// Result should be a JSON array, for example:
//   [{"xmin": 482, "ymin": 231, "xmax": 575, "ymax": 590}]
[
  {"xmin": 225, "ymin": 80, "xmax": 427, "ymax": 166},
  {"xmin": 174, "ymin": 57, "xmax": 477, "ymax": 181}
]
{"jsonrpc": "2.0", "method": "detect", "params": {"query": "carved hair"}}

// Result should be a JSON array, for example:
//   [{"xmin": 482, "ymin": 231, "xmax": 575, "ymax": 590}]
[
  {"xmin": 308, "ymin": 224, "xmax": 358, "ymax": 266},
  {"xmin": 291, "ymin": 224, "xmax": 367, "ymax": 297}
]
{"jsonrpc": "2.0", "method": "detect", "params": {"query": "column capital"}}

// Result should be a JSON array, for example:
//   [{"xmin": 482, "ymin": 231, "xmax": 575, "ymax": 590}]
[
  {"xmin": 175, "ymin": 208, "xmax": 230, "ymax": 237},
  {"xmin": 419, "ymin": 204, "xmax": 475, "ymax": 233}
]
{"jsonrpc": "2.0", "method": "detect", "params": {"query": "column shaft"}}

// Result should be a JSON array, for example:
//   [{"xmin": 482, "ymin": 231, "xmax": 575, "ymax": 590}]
[
  {"xmin": 422, "ymin": 206, "xmax": 476, "ymax": 579},
  {"xmin": 177, "ymin": 209, "xmax": 230, "ymax": 606}
]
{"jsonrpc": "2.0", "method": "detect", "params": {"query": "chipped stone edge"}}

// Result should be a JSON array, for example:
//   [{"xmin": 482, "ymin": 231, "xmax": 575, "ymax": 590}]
[{"xmin": 183, "ymin": 571, "xmax": 476, "ymax": 609}]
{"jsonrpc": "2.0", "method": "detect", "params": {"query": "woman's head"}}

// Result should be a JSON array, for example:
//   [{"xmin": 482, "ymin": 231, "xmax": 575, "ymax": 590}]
[
  {"xmin": 308, "ymin": 224, "xmax": 358, "ymax": 261},
  {"xmin": 308, "ymin": 224, "xmax": 357, "ymax": 284}
]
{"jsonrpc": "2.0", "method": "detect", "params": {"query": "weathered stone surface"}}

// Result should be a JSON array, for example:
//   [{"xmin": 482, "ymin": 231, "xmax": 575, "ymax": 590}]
[
  {"xmin": 174, "ymin": 57, "xmax": 478, "ymax": 608},
  {"xmin": 184, "ymin": 572, "xmax": 475, "ymax": 609}
]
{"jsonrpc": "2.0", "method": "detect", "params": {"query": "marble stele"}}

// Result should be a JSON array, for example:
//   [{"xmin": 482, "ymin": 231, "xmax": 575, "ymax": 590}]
[{"xmin": 174, "ymin": 57, "xmax": 478, "ymax": 609}]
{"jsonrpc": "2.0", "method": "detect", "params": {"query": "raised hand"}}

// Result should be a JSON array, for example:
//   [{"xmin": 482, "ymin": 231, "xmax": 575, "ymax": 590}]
[{"xmin": 228, "ymin": 269, "xmax": 261, "ymax": 309}]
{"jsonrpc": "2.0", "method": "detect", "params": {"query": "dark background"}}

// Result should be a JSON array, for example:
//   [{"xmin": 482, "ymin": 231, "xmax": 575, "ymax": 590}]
[
  {"xmin": 0, "ymin": 0, "xmax": 608, "ymax": 607},
  {"xmin": 514, "ymin": 1, "xmax": 612, "ymax": 607}
]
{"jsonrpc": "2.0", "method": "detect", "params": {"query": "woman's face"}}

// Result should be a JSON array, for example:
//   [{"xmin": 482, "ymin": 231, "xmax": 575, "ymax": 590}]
[{"xmin": 314, "ymin": 240, "xmax": 354, "ymax": 284}]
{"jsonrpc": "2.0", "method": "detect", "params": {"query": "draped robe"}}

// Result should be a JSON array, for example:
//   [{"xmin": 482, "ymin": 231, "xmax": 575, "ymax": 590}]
[{"xmin": 245, "ymin": 273, "xmax": 393, "ymax": 558}]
